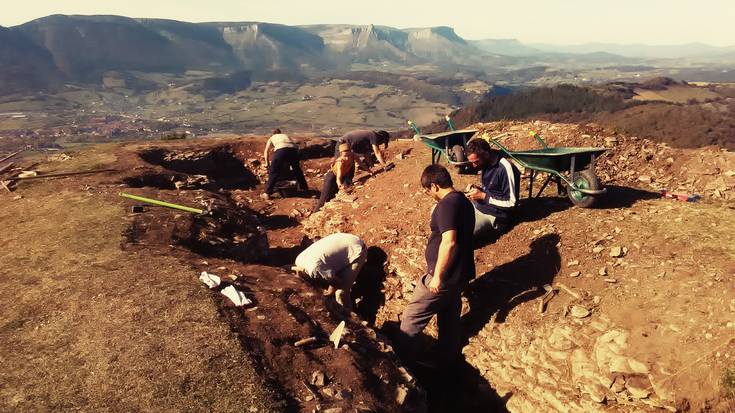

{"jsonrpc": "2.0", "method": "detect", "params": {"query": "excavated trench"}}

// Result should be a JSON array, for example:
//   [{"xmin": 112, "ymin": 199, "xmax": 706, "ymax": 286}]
[
  {"xmin": 138, "ymin": 146, "xmax": 259, "ymax": 189},
  {"xmin": 122, "ymin": 193, "xmax": 269, "ymax": 263},
  {"xmin": 122, "ymin": 146, "xmax": 268, "ymax": 262},
  {"xmin": 119, "ymin": 143, "xmax": 427, "ymax": 412},
  {"xmin": 118, "ymin": 129, "xmax": 735, "ymax": 412}
]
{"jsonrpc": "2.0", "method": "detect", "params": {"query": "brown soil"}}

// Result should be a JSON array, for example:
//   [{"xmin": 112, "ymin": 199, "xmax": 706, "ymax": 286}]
[
  {"xmin": 1, "ymin": 124, "xmax": 734, "ymax": 412},
  {"xmin": 0, "ymin": 148, "xmax": 283, "ymax": 412},
  {"xmin": 303, "ymin": 124, "xmax": 735, "ymax": 412},
  {"xmin": 0, "ymin": 136, "xmax": 423, "ymax": 413}
]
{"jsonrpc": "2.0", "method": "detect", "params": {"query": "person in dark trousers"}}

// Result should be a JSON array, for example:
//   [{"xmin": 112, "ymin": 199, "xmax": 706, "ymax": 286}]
[
  {"xmin": 464, "ymin": 138, "xmax": 521, "ymax": 235},
  {"xmin": 314, "ymin": 142, "xmax": 369, "ymax": 211},
  {"xmin": 398, "ymin": 164, "xmax": 476, "ymax": 371},
  {"xmin": 261, "ymin": 128, "xmax": 308, "ymax": 200},
  {"xmin": 336, "ymin": 130, "xmax": 390, "ymax": 170}
]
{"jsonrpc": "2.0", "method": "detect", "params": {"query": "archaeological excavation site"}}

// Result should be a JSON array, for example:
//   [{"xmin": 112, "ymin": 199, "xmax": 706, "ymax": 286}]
[{"xmin": 2, "ymin": 119, "xmax": 734, "ymax": 413}]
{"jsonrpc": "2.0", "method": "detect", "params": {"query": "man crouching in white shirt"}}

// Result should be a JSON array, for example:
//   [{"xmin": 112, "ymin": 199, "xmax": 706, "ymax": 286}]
[{"xmin": 292, "ymin": 233, "xmax": 367, "ymax": 312}]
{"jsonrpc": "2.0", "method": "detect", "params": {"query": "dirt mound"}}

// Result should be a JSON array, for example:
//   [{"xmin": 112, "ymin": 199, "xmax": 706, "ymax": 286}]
[
  {"xmin": 435, "ymin": 81, "xmax": 735, "ymax": 150},
  {"xmin": 302, "ymin": 127, "xmax": 735, "ymax": 412},
  {"xmin": 297, "ymin": 137, "xmax": 337, "ymax": 160},
  {"xmin": 539, "ymin": 100, "xmax": 735, "ymax": 150},
  {"xmin": 6, "ymin": 130, "xmax": 731, "ymax": 412},
  {"xmin": 123, "ymin": 190, "xmax": 269, "ymax": 263},
  {"xmin": 121, "ymin": 144, "xmax": 270, "ymax": 262}
]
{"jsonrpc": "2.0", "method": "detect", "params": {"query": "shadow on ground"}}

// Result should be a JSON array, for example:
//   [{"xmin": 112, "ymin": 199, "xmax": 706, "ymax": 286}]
[
  {"xmin": 474, "ymin": 185, "xmax": 659, "ymax": 248},
  {"xmin": 474, "ymin": 197, "xmax": 568, "ymax": 248},
  {"xmin": 267, "ymin": 236, "xmax": 312, "ymax": 268},
  {"xmin": 381, "ymin": 319, "xmax": 510, "ymax": 413},
  {"xmin": 595, "ymin": 185, "xmax": 661, "ymax": 209},
  {"xmin": 464, "ymin": 233, "xmax": 561, "ymax": 332},
  {"xmin": 261, "ymin": 214, "xmax": 298, "ymax": 230},
  {"xmin": 353, "ymin": 247, "xmax": 389, "ymax": 325},
  {"xmin": 376, "ymin": 234, "xmax": 562, "ymax": 412}
]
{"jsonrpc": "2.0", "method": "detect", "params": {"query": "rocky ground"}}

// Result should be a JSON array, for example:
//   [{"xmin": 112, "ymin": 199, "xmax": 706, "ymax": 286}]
[
  {"xmin": 303, "ymin": 121, "xmax": 735, "ymax": 412},
  {"xmin": 1, "ymin": 120, "xmax": 734, "ymax": 412}
]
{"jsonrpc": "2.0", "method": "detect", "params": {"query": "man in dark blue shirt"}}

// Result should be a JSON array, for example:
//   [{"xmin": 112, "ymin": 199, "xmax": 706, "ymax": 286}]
[
  {"xmin": 398, "ymin": 164, "xmax": 475, "ymax": 369},
  {"xmin": 464, "ymin": 138, "xmax": 521, "ymax": 235}
]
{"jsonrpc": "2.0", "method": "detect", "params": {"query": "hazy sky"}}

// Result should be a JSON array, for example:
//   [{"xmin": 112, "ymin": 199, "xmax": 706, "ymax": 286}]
[{"xmin": 2, "ymin": 0, "xmax": 734, "ymax": 46}]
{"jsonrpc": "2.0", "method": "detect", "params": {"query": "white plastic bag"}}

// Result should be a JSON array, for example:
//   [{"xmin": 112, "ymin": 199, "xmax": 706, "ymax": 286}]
[
  {"xmin": 221, "ymin": 285, "xmax": 253, "ymax": 307},
  {"xmin": 199, "ymin": 271, "xmax": 221, "ymax": 289}
]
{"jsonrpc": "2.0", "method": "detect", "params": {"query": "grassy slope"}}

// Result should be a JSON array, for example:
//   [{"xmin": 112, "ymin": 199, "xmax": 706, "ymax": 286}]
[{"xmin": 0, "ymin": 147, "xmax": 284, "ymax": 412}]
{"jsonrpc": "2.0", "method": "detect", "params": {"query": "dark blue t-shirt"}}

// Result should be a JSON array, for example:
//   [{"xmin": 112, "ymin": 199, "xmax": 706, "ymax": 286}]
[{"xmin": 425, "ymin": 191, "xmax": 476, "ymax": 287}]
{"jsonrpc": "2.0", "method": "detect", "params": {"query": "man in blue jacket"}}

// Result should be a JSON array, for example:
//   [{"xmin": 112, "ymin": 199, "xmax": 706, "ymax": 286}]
[{"xmin": 464, "ymin": 138, "xmax": 521, "ymax": 235}]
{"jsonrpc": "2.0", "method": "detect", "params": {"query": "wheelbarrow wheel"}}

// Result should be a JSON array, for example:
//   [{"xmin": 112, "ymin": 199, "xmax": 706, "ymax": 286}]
[
  {"xmin": 450, "ymin": 145, "xmax": 466, "ymax": 163},
  {"xmin": 568, "ymin": 169, "xmax": 601, "ymax": 208}
]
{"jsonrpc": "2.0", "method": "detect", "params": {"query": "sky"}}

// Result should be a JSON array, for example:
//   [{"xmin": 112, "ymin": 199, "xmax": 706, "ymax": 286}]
[{"xmin": 2, "ymin": 0, "xmax": 734, "ymax": 46}]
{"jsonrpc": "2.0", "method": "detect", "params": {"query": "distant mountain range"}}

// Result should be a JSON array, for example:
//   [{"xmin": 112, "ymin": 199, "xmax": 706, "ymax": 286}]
[
  {"xmin": 1, "ymin": 15, "xmax": 503, "ymax": 94},
  {"xmin": 527, "ymin": 42, "xmax": 735, "ymax": 59},
  {"xmin": 1, "ymin": 14, "xmax": 734, "ymax": 95},
  {"xmin": 469, "ymin": 38, "xmax": 735, "ymax": 59}
]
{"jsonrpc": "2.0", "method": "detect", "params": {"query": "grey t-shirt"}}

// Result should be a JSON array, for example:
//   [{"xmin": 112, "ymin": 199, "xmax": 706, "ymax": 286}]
[
  {"xmin": 295, "ymin": 233, "xmax": 366, "ymax": 280},
  {"xmin": 338, "ymin": 130, "xmax": 380, "ymax": 154}
]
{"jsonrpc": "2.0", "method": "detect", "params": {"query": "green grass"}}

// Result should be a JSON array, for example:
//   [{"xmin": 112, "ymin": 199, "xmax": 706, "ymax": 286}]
[{"xmin": 723, "ymin": 366, "xmax": 735, "ymax": 398}]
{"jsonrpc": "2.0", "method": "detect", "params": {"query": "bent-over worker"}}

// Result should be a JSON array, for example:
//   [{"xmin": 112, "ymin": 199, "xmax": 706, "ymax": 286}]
[
  {"xmin": 261, "ymin": 128, "xmax": 308, "ymax": 200},
  {"xmin": 293, "ymin": 233, "xmax": 367, "ymax": 311},
  {"xmin": 336, "ymin": 129, "xmax": 390, "ymax": 170},
  {"xmin": 314, "ymin": 142, "xmax": 369, "ymax": 211}
]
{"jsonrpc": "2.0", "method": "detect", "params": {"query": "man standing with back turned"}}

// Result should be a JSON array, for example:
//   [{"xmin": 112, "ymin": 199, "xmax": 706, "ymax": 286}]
[{"xmin": 398, "ymin": 164, "xmax": 475, "ymax": 370}]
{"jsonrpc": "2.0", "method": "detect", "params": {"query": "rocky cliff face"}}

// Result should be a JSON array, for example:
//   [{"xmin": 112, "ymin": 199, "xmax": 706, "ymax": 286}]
[
  {"xmin": 405, "ymin": 26, "xmax": 487, "ymax": 65},
  {"xmin": 212, "ymin": 22, "xmax": 326, "ymax": 74},
  {"xmin": 304, "ymin": 23, "xmax": 484, "ymax": 65},
  {"xmin": 17, "ymin": 15, "xmax": 191, "ymax": 80}
]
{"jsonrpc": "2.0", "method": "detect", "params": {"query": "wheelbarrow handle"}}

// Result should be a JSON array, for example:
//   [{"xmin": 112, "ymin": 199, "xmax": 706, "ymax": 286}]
[
  {"xmin": 407, "ymin": 120, "xmax": 421, "ymax": 135},
  {"xmin": 529, "ymin": 131, "xmax": 549, "ymax": 149},
  {"xmin": 444, "ymin": 115, "xmax": 456, "ymax": 132}
]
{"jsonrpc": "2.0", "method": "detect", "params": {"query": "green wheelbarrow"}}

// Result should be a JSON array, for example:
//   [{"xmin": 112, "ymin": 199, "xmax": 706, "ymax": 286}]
[
  {"xmin": 408, "ymin": 118, "xmax": 478, "ymax": 168},
  {"xmin": 487, "ymin": 131, "xmax": 607, "ymax": 208}
]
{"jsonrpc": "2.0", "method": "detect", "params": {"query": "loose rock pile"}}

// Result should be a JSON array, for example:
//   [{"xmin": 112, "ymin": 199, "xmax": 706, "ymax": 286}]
[
  {"xmin": 463, "ymin": 313, "xmax": 677, "ymax": 412},
  {"xmin": 472, "ymin": 120, "xmax": 735, "ymax": 200}
]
